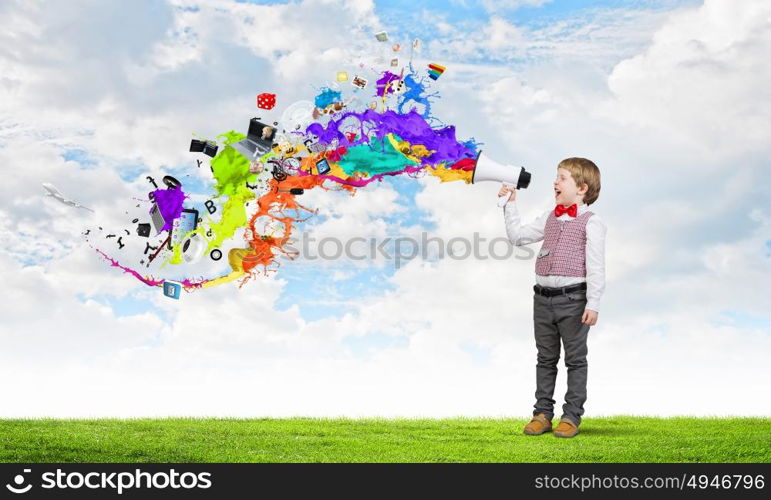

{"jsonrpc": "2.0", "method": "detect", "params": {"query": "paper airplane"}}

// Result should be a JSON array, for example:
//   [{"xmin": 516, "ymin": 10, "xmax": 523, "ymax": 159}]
[{"xmin": 42, "ymin": 183, "xmax": 94, "ymax": 212}]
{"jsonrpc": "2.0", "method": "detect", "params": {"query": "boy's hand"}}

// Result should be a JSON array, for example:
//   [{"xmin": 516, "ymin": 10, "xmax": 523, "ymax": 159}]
[
  {"xmin": 498, "ymin": 184, "xmax": 516, "ymax": 202},
  {"xmin": 582, "ymin": 309, "xmax": 598, "ymax": 326}
]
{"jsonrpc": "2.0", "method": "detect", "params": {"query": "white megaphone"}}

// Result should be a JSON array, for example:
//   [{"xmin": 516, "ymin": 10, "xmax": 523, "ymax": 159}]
[{"xmin": 471, "ymin": 152, "xmax": 532, "ymax": 207}]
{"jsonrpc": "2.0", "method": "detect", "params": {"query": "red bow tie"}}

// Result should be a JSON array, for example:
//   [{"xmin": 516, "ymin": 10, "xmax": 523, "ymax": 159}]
[{"xmin": 555, "ymin": 204, "xmax": 578, "ymax": 217}]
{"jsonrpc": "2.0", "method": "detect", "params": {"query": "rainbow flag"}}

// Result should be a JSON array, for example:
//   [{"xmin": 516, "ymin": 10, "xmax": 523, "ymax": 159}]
[{"xmin": 427, "ymin": 63, "xmax": 445, "ymax": 80}]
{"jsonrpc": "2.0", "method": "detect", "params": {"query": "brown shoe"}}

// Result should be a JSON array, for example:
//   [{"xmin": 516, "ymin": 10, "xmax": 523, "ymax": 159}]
[
  {"xmin": 523, "ymin": 413, "xmax": 552, "ymax": 435},
  {"xmin": 553, "ymin": 418, "xmax": 579, "ymax": 438}
]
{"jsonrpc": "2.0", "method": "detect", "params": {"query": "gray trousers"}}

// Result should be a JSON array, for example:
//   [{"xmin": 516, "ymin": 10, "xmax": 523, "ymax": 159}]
[{"xmin": 532, "ymin": 289, "xmax": 589, "ymax": 426}]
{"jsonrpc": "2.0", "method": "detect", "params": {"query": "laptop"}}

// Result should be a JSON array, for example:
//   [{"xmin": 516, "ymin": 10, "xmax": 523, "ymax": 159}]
[{"xmin": 232, "ymin": 118, "xmax": 277, "ymax": 159}]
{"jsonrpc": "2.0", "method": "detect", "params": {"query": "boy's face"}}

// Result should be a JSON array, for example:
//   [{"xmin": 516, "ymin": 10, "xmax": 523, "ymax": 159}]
[{"xmin": 553, "ymin": 168, "xmax": 587, "ymax": 206}]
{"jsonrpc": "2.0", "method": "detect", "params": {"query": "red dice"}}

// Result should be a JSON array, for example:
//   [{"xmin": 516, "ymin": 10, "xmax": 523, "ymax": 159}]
[{"xmin": 257, "ymin": 93, "xmax": 276, "ymax": 110}]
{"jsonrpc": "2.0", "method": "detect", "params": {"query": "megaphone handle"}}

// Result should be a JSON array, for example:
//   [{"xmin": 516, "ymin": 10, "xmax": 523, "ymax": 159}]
[{"xmin": 497, "ymin": 182, "xmax": 514, "ymax": 207}]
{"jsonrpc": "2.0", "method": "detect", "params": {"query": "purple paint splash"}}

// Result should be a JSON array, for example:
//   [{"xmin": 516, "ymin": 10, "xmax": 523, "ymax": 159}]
[
  {"xmin": 150, "ymin": 186, "xmax": 185, "ymax": 233},
  {"xmin": 305, "ymin": 109, "xmax": 476, "ymax": 165},
  {"xmin": 376, "ymin": 71, "xmax": 401, "ymax": 97}
]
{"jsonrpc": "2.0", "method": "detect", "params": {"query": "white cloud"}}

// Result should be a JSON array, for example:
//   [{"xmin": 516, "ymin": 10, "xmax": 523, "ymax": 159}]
[
  {"xmin": 485, "ymin": 18, "xmax": 527, "ymax": 49},
  {"xmin": 481, "ymin": 0, "xmax": 551, "ymax": 12},
  {"xmin": 607, "ymin": 0, "xmax": 771, "ymax": 156},
  {"xmin": 425, "ymin": 3, "xmax": 677, "ymax": 69}
]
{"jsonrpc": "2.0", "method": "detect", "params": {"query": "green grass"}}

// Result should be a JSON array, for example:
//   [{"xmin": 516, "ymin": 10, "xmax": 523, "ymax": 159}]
[{"xmin": 1, "ymin": 417, "xmax": 769, "ymax": 463}]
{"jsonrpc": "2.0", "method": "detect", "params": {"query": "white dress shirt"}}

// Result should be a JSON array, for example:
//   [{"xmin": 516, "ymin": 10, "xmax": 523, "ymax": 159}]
[{"xmin": 503, "ymin": 201, "xmax": 607, "ymax": 312}]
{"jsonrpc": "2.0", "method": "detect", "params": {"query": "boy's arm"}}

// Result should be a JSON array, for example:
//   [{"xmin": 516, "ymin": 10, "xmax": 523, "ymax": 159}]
[
  {"xmin": 503, "ymin": 201, "xmax": 549, "ymax": 246},
  {"xmin": 585, "ymin": 215, "xmax": 607, "ymax": 313}
]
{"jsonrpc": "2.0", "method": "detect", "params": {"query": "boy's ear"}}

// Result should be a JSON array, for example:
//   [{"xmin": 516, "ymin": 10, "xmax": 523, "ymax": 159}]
[{"xmin": 578, "ymin": 183, "xmax": 589, "ymax": 195}]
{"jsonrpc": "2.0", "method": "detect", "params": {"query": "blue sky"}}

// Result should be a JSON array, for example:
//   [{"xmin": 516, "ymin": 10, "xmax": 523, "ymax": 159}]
[{"xmin": 374, "ymin": 0, "xmax": 699, "ymax": 27}]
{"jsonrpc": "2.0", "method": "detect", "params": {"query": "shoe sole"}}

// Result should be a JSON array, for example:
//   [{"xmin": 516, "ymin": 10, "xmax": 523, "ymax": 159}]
[{"xmin": 523, "ymin": 428, "xmax": 552, "ymax": 435}]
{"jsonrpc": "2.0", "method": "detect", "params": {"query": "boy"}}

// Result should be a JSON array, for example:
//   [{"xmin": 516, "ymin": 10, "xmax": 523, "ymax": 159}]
[{"xmin": 499, "ymin": 157, "xmax": 606, "ymax": 438}]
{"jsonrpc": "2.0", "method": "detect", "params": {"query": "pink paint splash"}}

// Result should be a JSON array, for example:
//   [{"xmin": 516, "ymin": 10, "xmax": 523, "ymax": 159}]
[{"xmin": 94, "ymin": 249, "xmax": 206, "ymax": 289}]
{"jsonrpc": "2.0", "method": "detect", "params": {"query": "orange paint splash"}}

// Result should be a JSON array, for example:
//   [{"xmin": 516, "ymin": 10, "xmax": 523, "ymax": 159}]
[{"xmin": 236, "ymin": 173, "xmax": 355, "ymax": 286}]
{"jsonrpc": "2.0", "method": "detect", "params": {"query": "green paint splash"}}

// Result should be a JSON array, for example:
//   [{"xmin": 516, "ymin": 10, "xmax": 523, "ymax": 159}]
[
  {"xmin": 168, "ymin": 131, "xmax": 256, "ymax": 264},
  {"xmin": 337, "ymin": 137, "xmax": 417, "ymax": 176}
]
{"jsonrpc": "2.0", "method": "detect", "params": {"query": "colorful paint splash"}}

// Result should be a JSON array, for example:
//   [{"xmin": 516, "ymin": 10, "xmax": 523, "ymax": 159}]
[
  {"xmin": 150, "ymin": 186, "xmax": 186, "ymax": 233},
  {"xmin": 314, "ymin": 87, "xmax": 342, "ymax": 109},
  {"xmin": 375, "ymin": 71, "xmax": 401, "ymax": 97},
  {"xmin": 397, "ymin": 70, "xmax": 439, "ymax": 119},
  {"xmin": 89, "ymin": 56, "xmax": 480, "ymax": 295}
]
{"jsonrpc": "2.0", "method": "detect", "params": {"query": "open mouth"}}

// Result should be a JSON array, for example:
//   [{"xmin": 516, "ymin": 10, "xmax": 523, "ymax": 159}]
[{"xmin": 555, "ymin": 189, "xmax": 561, "ymax": 197}]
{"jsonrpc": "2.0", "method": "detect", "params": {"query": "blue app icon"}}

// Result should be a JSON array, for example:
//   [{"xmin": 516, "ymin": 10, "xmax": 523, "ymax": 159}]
[{"xmin": 163, "ymin": 281, "xmax": 182, "ymax": 300}]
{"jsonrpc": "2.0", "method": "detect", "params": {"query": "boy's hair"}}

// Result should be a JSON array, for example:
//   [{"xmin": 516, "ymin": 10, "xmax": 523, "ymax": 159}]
[{"xmin": 558, "ymin": 157, "xmax": 601, "ymax": 205}]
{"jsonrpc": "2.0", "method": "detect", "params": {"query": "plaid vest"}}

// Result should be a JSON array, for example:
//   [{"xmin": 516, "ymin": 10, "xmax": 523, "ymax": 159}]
[{"xmin": 535, "ymin": 210, "xmax": 594, "ymax": 277}]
